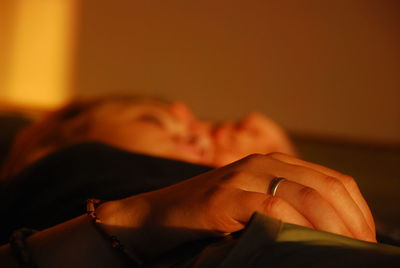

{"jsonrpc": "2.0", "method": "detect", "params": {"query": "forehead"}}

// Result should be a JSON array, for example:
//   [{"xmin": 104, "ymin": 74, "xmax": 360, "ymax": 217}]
[{"xmin": 92, "ymin": 100, "xmax": 174, "ymax": 119}]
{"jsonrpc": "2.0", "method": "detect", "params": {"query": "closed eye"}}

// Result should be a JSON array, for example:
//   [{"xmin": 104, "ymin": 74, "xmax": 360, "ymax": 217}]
[{"xmin": 136, "ymin": 114, "xmax": 164, "ymax": 128}]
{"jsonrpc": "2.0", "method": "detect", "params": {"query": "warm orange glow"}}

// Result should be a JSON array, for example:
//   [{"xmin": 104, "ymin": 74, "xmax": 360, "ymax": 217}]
[
  {"xmin": 2, "ymin": 0, "xmax": 78, "ymax": 108},
  {"xmin": 1, "ymin": 1, "xmax": 399, "ymax": 144}
]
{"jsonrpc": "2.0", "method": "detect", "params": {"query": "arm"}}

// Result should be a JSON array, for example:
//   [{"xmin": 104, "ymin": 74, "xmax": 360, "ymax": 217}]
[
  {"xmin": 0, "ymin": 153, "xmax": 376, "ymax": 266},
  {"xmin": 0, "ymin": 216, "xmax": 131, "ymax": 268}
]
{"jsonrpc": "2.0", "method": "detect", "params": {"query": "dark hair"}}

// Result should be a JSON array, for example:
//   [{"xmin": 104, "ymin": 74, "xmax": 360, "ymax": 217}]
[{"xmin": 0, "ymin": 95, "xmax": 168, "ymax": 180}]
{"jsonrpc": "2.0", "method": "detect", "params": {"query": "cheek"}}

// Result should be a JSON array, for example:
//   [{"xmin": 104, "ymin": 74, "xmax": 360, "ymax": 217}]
[
  {"xmin": 117, "ymin": 131, "xmax": 175, "ymax": 154},
  {"xmin": 218, "ymin": 127, "xmax": 256, "ymax": 149},
  {"xmin": 90, "ymin": 124, "xmax": 174, "ymax": 155},
  {"xmin": 234, "ymin": 131, "xmax": 257, "ymax": 147}
]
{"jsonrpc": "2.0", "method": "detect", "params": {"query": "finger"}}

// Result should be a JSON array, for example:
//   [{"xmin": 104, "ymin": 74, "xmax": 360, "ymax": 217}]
[
  {"xmin": 234, "ymin": 154, "xmax": 375, "ymax": 241},
  {"xmin": 275, "ymin": 180, "xmax": 353, "ymax": 238},
  {"xmin": 229, "ymin": 189, "xmax": 313, "ymax": 229},
  {"xmin": 225, "ymin": 171, "xmax": 355, "ymax": 238},
  {"xmin": 267, "ymin": 152, "xmax": 375, "ymax": 232},
  {"xmin": 271, "ymin": 160, "xmax": 374, "ymax": 242}
]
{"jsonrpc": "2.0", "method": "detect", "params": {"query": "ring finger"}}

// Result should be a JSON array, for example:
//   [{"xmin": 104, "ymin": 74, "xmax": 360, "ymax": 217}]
[{"xmin": 274, "ymin": 179, "xmax": 352, "ymax": 237}]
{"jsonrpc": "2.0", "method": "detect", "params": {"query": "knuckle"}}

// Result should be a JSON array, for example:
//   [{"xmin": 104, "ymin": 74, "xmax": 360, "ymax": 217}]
[
  {"xmin": 263, "ymin": 196, "xmax": 284, "ymax": 216},
  {"xmin": 231, "ymin": 170, "xmax": 250, "ymax": 179},
  {"xmin": 266, "ymin": 152, "xmax": 286, "ymax": 159},
  {"xmin": 298, "ymin": 186, "xmax": 321, "ymax": 206},
  {"xmin": 322, "ymin": 176, "xmax": 346, "ymax": 194},
  {"xmin": 290, "ymin": 165, "xmax": 311, "ymax": 178},
  {"xmin": 242, "ymin": 153, "xmax": 266, "ymax": 165},
  {"xmin": 340, "ymin": 174, "xmax": 359, "ymax": 190},
  {"xmin": 219, "ymin": 170, "xmax": 248, "ymax": 186}
]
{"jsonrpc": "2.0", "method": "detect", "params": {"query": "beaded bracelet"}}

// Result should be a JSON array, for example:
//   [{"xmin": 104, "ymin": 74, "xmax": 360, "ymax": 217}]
[
  {"xmin": 86, "ymin": 199, "xmax": 143, "ymax": 267},
  {"xmin": 9, "ymin": 228, "xmax": 39, "ymax": 268}
]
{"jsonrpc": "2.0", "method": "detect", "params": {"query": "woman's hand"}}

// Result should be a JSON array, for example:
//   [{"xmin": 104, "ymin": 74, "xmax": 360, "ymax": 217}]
[{"xmin": 98, "ymin": 153, "xmax": 376, "ymax": 259}]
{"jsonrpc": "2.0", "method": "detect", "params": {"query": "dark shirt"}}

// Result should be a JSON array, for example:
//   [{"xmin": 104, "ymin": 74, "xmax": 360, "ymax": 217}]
[
  {"xmin": 1, "ymin": 142, "xmax": 400, "ymax": 266},
  {"xmin": 0, "ymin": 142, "xmax": 211, "ymax": 244}
]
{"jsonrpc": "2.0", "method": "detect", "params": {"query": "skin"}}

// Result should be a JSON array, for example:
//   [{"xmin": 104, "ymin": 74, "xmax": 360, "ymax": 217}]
[
  {"xmin": 84, "ymin": 101, "xmax": 296, "ymax": 167},
  {"xmin": 82, "ymin": 101, "xmax": 375, "ymax": 243},
  {"xmin": 0, "ymin": 101, "xmax": 377, "ymax": 266},
  {"xmin": 212, "ymin": 112, "xmax": 296, "ymax": 166},
  {"xmin": 86, "ymin": 101, "xmax": 215, "ymax": 166},
  {"xmin": 95, "ymin": 153, "xmax": 375, "ymax": 261},
  {"xmin": 0, "ymin": 154, "xmax": 376, "ymax": 267}
]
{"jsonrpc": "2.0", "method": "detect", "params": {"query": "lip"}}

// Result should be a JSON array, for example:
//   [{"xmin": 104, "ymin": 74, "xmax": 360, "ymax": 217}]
[
  {"xmin": 212, "ymin": 124, "xmax": 226, "ymax": 142},
  {"xmin": 174, "ymin": 141, "xmax": 211, "ymax": 164},
  {"xmin": 212, "ymin": 123, "xmax": 235, "ymax": 145}
]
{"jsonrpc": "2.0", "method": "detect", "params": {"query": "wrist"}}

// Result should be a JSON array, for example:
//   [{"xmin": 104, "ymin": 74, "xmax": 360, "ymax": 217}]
[
  {"xmin": 95, "ymin": 197, "xmax": 157, "ymax": 259},
  {"xmin": 96, "ymin": 198, "xmax": 149, "ymax": 228},
  {"xmin": 95, "ymin": 194, "xmax": 205, "ymax": 260}
]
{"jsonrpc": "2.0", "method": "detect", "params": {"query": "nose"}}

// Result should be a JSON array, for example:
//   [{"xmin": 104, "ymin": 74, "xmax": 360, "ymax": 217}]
[
  {"xmin": 175, "ymin": 121, "xmax": 210, "ymax": 152},
  {"xmin": 182, "ymin": 121, "xmax": 214, "ymax": 155},
  {"xmin": 171, "ymin": 120, "xmax": 211, "ymax": 146},
  {"xmin": 190, "ymin": 120, "xmax": 212, "ymax": 138},
  {"xmin": 236, "ymin": 112, "xmax": 261, "ymax": 130}
]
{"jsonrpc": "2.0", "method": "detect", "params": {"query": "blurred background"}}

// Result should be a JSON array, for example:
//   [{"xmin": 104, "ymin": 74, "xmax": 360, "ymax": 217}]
[
  {"xmin": 0, "ymin": 0, "xmax": 399, "ymax": 239},
  {"xmin": 1, "ymin": 0, "xmax": 399, "ymax": 144}
]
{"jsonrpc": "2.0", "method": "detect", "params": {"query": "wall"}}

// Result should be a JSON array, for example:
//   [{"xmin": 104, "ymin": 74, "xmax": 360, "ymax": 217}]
[
  {"xmin": 1, "ymin": 0, "xmax": 399, "ymax": 144},
  {"xmin": 0, "ymin": 0, "xmax": 78, "ymax": 108}
]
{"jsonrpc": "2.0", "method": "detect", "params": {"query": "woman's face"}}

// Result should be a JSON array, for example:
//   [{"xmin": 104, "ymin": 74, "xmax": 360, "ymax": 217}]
[
  {"xmin": 211, "ymin": 112, "xmax": 296, "ymax": 166},
  {"xmin": 87, "ymin": 102, "xmax": 295, "ymax": 167},
  {"xmin": 87, "ymin": 101, "xmax": 215, "ymax": 165}
]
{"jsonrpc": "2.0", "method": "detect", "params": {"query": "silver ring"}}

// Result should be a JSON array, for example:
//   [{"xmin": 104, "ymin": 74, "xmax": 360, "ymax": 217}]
[{"xmin": 268, "ymin": 177, "xmax": 286, "ymax": 196}]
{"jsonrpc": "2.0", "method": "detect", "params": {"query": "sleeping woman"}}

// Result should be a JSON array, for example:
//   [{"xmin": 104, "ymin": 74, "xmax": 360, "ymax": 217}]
[
  {"xmin": 0, "ymin": 96, "xmax": 397, "ymax": 267},
  {"xmin": 1, "ymin": 96, "xmax": 296, "ymax": 178}
]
